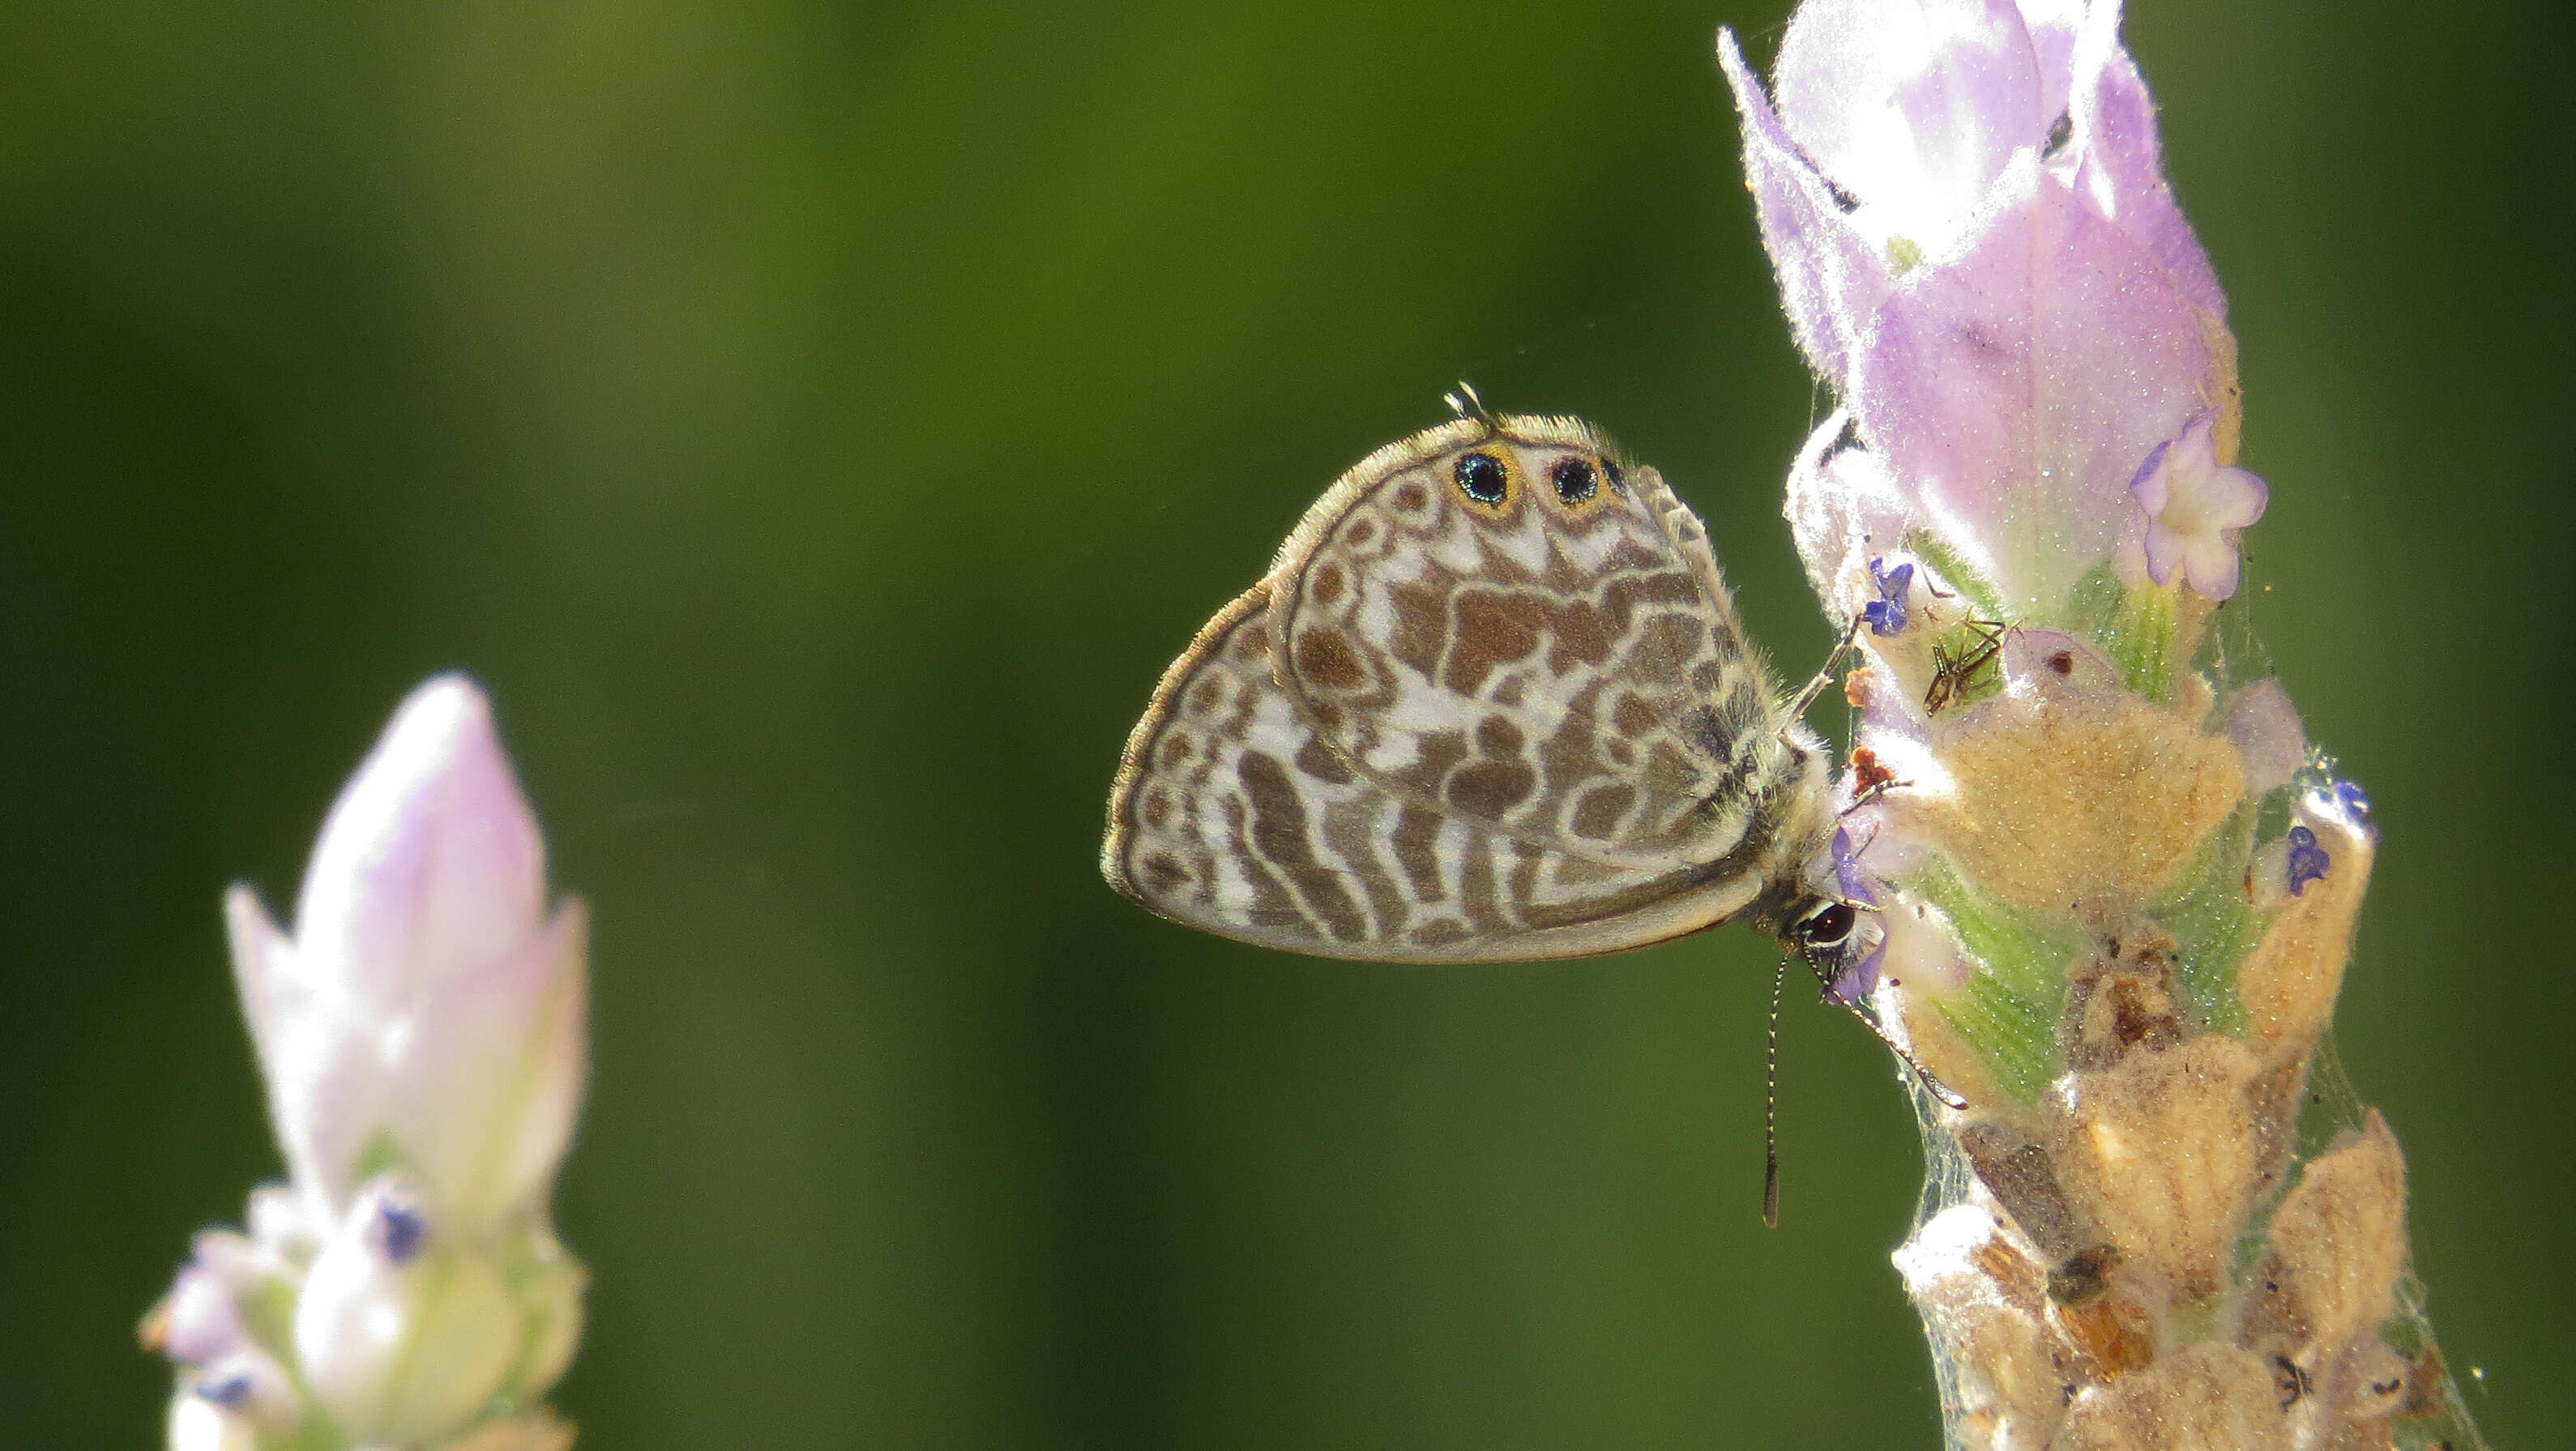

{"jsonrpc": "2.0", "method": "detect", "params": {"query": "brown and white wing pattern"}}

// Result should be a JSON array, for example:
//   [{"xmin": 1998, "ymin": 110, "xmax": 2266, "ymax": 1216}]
[
  {"xmin": 1101, "ymin": 581, "xmax": 1758, "ymax": 962},
  {"xmin": 1267, "ymin": 416, "xmax": 1794, "ymax": 874}
]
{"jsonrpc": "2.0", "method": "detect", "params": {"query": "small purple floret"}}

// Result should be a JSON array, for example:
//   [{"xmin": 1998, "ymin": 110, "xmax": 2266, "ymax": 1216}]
[
  {"xmin": 1824, "ymin": 827, "xmax": 1886, "ymax": 1004},
  {"xmin": 2335, "ymin": 779, "xmax": 2372, "ymax": 819},
  {"xmin": 1827, "ymin": 937, "xmax": 1888, "ymax": 1007},
  {"xmin": 377, "ymin": 1199, "xmax": 429, "ymax": 1266},
  {"xmin": 2286, "ymin": 826, "xmax": 2330, "ymax": 897},
  {"xmin": 1861, "ymin": 557, "xmax": 1914, "ymax": 636},
  {"xmin": 1830, "ymin": 827, "xmax": 1877, "ymax": 906}
]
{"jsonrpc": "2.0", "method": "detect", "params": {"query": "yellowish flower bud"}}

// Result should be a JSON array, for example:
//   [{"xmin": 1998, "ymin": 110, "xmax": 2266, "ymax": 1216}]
[{"xmin": 2048, "ymin": 1036, "xmax": 2261, "ymax": 1301}]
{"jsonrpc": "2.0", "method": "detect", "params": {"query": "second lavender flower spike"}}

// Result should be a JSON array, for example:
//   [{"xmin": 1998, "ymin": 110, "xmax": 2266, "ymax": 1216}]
[
  {"xmin": 1724, "ymin": 3, "xmax": 2484, "ymax": 1449},
  {"xmin": 145, "ymin": 676, "xmax": 587, "ymax": 1451}
]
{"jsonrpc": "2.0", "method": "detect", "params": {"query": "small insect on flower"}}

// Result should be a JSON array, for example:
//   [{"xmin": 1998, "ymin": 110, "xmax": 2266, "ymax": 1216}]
[{"xmin": 1925, "ymin": 618, "xmax": 2010, "ymax": 714}]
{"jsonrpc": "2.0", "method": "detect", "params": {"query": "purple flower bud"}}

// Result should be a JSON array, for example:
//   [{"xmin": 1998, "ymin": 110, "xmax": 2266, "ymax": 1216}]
[
  {"xmin": 226, "ymin": 675, "xmax": 587, "ymax": 1231},
  {"xmin": 2335, "ymin": 779, "xmax": 2372, "ymax": 821},
  {"xmin": 1724, "ymin": 0, "xmax": 2243, "ymax": 609},
  {"xmin": 2285, "ymin": 826, "xmax": 2330, "ymax": 897}
]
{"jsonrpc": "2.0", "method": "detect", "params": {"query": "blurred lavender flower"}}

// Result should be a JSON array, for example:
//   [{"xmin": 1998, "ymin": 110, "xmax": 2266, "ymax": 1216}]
[
  {"xmin": 1727, "ymin": 3, "xmax": 2485, "ymax": 1448},
  {"xmin": 144, "ymin": 676, "xmax": 587, "ymax": 1451}
]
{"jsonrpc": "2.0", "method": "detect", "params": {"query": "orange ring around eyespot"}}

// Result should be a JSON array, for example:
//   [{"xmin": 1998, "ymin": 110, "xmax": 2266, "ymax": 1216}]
[{"xmin": 1449, "ymin": 446, "xmax": 1517, "ymax": 514}]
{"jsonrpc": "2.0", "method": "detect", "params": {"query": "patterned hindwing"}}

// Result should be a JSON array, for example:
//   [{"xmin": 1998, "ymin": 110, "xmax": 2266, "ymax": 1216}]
[
  {"xmin": 1103, "ymin": 581, "xmax": 1758, "ymax": 962},
  {"xmin": 1267, "ymin": 415, "xmax": 1795, "ymax": 876}
]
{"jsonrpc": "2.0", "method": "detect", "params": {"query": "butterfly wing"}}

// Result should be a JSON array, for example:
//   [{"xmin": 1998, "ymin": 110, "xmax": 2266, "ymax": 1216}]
[
  {"xmin": 1267, "ymin": 416, "xmax": 1796, "ymax": 877},
  {"xmin": 1102, "ymin": 580, "xmax": 1758, "ymax": 962}
]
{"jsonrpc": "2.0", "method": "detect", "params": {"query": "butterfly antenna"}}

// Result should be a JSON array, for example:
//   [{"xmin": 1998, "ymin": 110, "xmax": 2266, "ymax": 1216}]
[
  {"xmin": 1763, "ymin": 954, "xmax": 1786, "ymax": 1228},
  {"xmin": 1807, "ymin": 964, "xmax": 1969, "ymax": 1112}
]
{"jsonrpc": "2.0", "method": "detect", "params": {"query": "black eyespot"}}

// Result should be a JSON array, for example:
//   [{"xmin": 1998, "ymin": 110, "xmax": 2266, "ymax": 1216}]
[
  {"xmin": 1550, "ymin": 455, "xmax": 1598, "ymax": 506},
  {"xmin": 1796, "ymin": 901, "xmax": 1858, "ymax": 949},
  {"xmin": 1454, "ymin": 451, "xmax": 1507, "ymax": 506},
  {"xmin": 1602, "ymin": 458, "xmax": 1625, "ymax": 492}
]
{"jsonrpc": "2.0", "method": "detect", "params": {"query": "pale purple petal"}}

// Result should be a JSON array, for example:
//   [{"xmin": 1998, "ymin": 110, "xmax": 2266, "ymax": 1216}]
[
  {"xmin": 1784, "ymin": 410, "xmax": 1920, "ymax": 617},
  {"xmin": 379, "ymin": 902, "xmax": 589, "ymax": 1231},
  {"xmin": 1775, "ymin": 0, "xmax": 2044, "ymax": 258},
  {"xmin": 2201, "ymin": 466, "xmax": 2266, "ymax": 529},
  {"xmin": 2067, "ymin": 0, "xmax": 2226, "ymax": 317},
  {"xmin": 245, "ymin": 1184, "xmax": 318, "ymax": 1257},
  {"xmin": 1856, "ymin": 155, "xmax": 2220, "ymax": 606},
  {"xmin": 2016, "ymin": 0, "xmax": 2085, "ymax": 126},
  {"xmin": 2140, "ymin": 514, "xmax": 2185, "ymax": 587},
  {"xmin": 2224, "ymin": 680, "xmax": 2307, "ymax": 796},
  {"xmin": 227, "ymin": 886, "xmax": 380, "ymax": 1213},
  {"xmin": 1722, "ymin": 31, "xmax": 1892, "ymax": 386},
  {"xmin": 157, "ymin": 1244, "xmax": 250, "ymax": 1364},
  {"xmin": 2177, "ymin": 530, "xmax": 2243, "ymax": 600},
  {"xmin": 293, "ymin": 675, "xmax": 547, "ymax": 1012}
]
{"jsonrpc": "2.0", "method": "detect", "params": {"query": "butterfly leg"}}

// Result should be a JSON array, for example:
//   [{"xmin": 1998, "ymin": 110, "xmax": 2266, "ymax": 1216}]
[
  {"xmin": 1783, "ymin": 615, "xmax": 1865, "ymax": 724},
  {"xmin": 1839, "ymin": 779, "xmax": 1905, "ymax": 816}
]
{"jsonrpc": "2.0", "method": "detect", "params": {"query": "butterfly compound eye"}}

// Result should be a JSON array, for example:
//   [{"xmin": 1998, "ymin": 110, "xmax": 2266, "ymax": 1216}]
[
  {"xmin": 1454, "ymin": 451, "xmax": 1507, "ymax": 506},
  {"xmin": 1796, "ymin": 901, "xmax": 1858, "ymax": 950},
  {"xmin": 1550, "ymin": 455, "xmax": 1599, "ymax": 506}
]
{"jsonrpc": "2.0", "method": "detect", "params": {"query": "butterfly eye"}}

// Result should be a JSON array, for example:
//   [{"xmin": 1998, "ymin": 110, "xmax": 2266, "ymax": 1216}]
[
  {"xmin": 1550, "ymin": 455, "xmax": 1600, "ymax": 506},
  {"xmin": 1454, "ymin": 451, "xmax": 1508, "ymax": 506},
  {"xmin": 1794, "ymin": 900, "xmax": 1858, "ymax": 950}
]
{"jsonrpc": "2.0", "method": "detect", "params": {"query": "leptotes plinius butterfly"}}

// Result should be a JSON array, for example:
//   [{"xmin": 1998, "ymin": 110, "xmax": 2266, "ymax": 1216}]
[{"xmin": 1102, "ymin": 411, "xmax": 1882, "ymax": 982}]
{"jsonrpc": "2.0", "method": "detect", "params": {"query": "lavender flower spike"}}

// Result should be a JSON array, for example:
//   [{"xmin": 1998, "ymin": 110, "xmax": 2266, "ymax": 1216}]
[
  {"xmin": 1728, "ymin": 5, "xmax": 2486, "ymax": 1449},
  {"xmin": 144, "ymin": 676, "xmax": 588, "ymax": 1451}
]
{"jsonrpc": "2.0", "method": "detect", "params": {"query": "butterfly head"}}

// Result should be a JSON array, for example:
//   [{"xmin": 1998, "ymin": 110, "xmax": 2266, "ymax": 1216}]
[{"xmin": 1777, "ymin": 828, "xmax": 1886, "ymax": 1005}]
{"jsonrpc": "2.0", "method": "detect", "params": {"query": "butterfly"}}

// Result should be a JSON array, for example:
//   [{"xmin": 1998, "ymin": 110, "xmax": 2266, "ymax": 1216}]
[{"xmin": 1102, "ymin": 407, "xmax": 1882, "ymax": 984}]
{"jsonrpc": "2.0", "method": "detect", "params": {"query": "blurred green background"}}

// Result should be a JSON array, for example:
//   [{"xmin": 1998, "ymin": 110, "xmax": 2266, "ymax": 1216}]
[{"xmin": 4, "ymin": 1, "xmax": 2568, "ymax": 1445}]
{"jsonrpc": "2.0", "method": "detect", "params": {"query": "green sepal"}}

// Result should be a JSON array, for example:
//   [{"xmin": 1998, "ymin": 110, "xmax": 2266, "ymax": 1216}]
[
  {"xmin": 1908, "ymin": 857, "xmax": 2084, "ymax": 1105},
  {"xmin": 2069, "ymin": 570, "xmax": 2181, "ymax": 702},
  {"xmin": 1904, "ymin": 530, "xmax": 2004, "ymax": 621}
]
